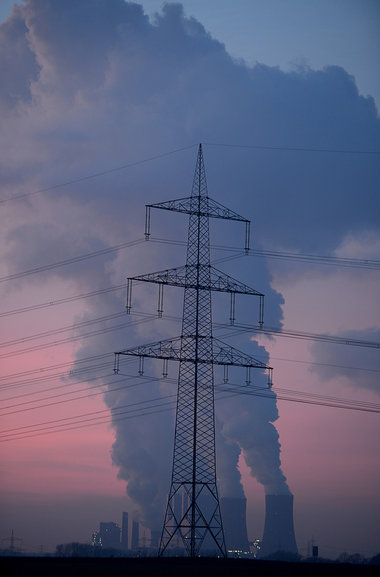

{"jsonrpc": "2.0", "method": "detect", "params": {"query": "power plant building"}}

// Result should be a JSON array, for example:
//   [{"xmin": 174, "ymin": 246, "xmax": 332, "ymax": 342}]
[
  {"xmin": 92, "ymin": 522, "xmax": 120, "ymax": 550},
  {"xmin": 131, "ymin": 520, "xmax": 140, "ymax": 551}
]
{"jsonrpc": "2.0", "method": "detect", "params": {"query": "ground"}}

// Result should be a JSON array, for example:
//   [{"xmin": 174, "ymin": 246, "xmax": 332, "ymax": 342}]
[{"xmin": 1, "ymin": 557, "xmax": 379, "ymax": 577}]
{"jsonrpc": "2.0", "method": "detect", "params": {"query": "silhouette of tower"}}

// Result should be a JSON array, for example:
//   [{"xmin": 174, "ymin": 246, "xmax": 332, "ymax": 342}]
[
  {"xmin": 131, "ymin": 520, "xmax": 139, "ymax": 551},
  {"xmin": 260, "ymin": 494, "xmax": 298, "ymax": 557},
  {"xmin": 121, "ymin": 512, "xmax": 129, "ymax": 550},
  {"xmin": 221, "ymin": 497, "xmax": 250, "ymax": 553},
  {"xmin": 114, "ymin": 144, "xmax": 272, "ymax": 557}
]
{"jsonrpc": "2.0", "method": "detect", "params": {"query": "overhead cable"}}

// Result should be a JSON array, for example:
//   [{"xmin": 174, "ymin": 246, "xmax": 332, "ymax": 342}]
[
  {"xmin": 1, "ymin": 378, "xmax": 379, "ymax": 442},
  {"xmin": 203, "ymin": 141, "xmax": 380, "ymax": 156},
  {"xmin": 0, "ymin": 144, "xmax": 198, "ymax": 205}
]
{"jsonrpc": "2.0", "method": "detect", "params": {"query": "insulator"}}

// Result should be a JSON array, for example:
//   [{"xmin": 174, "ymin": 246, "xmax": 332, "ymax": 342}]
[
  {"xmin": 138, "ymin": 356, "xmax": 144, "ymax": 376},
  {"xmin": 267, "ymin": 368, "xmax": 273, "ymax": 388},
  {"xmin": 259, "ymin": 295, "xmax": 264, "ymax": 328},
  {"xmin": 245, "ymin": 366, "xmax": 251, "ymax": 385},
  {"xmin": 158, "ymin": 284, "xmax": 164, "ymax": 317},
  {"xmin": 229, "ymin": 292, "xmax": 236, "ymax": 326},
  {"xmin": 126, "ymin": 278, "xmax": 132, "ymax": 314},
  {"xmin": 223, "ymin": 364, "xmax": 229, "ymax": 384},
  {"xmin": 145, "ymin": 205, "xmax": 151, "ymax": 240},
  {"xmin": 113, "ymin": 354, "xmax": 120, "ymax": 374},
  {"xmin": 162, "ymin": 358, "xmax": 169, "ymax": 378},
  {"xmin": 245, "ymin": 221, "xmax": 251, "ymax": 254}
]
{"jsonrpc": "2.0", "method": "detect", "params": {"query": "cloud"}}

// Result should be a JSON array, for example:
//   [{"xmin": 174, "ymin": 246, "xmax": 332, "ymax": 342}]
[
  {"xmin": 2, "ymin": 7, "xmax": 378, "ymax": 249},
  {"xmin": 1, "ymin": 0, "xmax": 379, "ymax": 535},
  {"xmin": 310, "ymin": 328, "xmax": 380, "ymax": 395}
]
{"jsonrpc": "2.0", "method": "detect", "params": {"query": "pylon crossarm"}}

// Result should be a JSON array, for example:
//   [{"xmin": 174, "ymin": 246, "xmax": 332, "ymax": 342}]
[
  {"xmin": 212, "ymin": 338, "xmax": 271, "ymax": 370},
  {"xmin": 209, "ymin": 266, "xmax": 263, "ymax": 296},
  {"xmin": 126, "ymin": 265, "xmax": 264, "ymax": 323},
  {"xmin": 114, "ymin": 336, "xmax": 272, "ymax": 372},
  {"xmin": 145, "ymin": 195, "xmax": 251, "ymax": 250},
  {"xmin": 146, "ymin": 196, "xmax": 249, "ymax": 223},
  {"xmin": 114, "ymin": 336, "xmax": 183, "ymax": 366},
  {"xmin": 128, "ymin": 265, "xmax": 263, "ymax": 296}
]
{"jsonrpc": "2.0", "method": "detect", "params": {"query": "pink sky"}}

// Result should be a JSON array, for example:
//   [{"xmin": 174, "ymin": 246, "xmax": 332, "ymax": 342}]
[{"xmin": 1, "ymin": 251, "xmax": 379, "ymax": 555}]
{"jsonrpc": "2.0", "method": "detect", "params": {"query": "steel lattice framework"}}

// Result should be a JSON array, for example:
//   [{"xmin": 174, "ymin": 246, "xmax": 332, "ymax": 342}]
[{"xmin": 114, "ymin": 144, "xmax": 272, "ymax": 557}]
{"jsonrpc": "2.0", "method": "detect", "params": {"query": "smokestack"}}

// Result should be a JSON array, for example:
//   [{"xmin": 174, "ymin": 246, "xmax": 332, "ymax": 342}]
[
  {"xmin": 121, "ymin": 512, "xmax": 129, "ymax": 550},
  {"xmin": 221, "ymin": 497, "xmax": 250, "ymax": 553},
  {"xmin": 260, "ymin": 494, "xmax": 298, "ymax": 558}
]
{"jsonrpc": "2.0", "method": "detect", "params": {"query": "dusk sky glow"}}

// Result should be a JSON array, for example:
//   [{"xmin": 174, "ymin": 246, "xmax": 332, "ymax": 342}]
[{"xmin": 0, "ymin": 0, "xmax": 379, "ymax": 559}]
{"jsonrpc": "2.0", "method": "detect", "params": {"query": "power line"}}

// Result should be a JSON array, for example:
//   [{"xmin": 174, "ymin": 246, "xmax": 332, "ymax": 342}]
[
  {"xmin": 0, "ymin": 360, "xmax": 112, "ymax": 392},
  {"xmin": 0, "ymin": 238, "xmax": 145, "ymax": 283},
  {"xmin": 212, "ymin": 318, "xmax": 380, "ymax": 349},
  {"xmin": 0, "ymin": 144, "xmax": 198, "ymax": 205},
  {"xmin": 255, "ymin": 354, "xmax": 380, "ymax": 375},
  {"xmin": 2, "ymin": 342, "xmax": 378, "ymax": 407},
  {"xmin": 1, "ymin": 340, "xmax": 376, "ymax": 399},
  {"xmin": 0, "ymin": 352, "xmax": 112, "ymax": 383},
  {"xmin": 0, "ymin": 403, "xmax": 175, "ymax": 442},
  {"xmin": 0, "ymin": 309, "xmax": 378, "ymax": 391},
  {"xmin": 151, "ymin": 237, "xmax": 380, "ymax": 270},
  {"xmin": 1, "ymin": 378, "xmax": 378, "ymax": 443},
  {"xmin": 1, "ymin": 234, "xmax": 378, "ymax": 289},
  {"xmin": 0, "ymin": 372, "xmax": 165, "ymax": 417},
  {"xmin": 0, "ymin": 312, "xmax": 156, "ymax": 360},
  {"xmin": 0, "ymin": 284, "xmax": 126, "ymax": 318},
  {"xmin": 0, "ymin": 311, "xmax": 127, "ymax": 348},
  {"xmin": 5, "ymin": 377, "xmax": 378, "ymax": 418},
  {"xmin": 1, "ymin": 371, "xmax": 111, "ymax": 402},
  {"xmin": 0, "ymin": 366, "xmax": 138, "ymax": 409},
  {"xmin": 204, "ymin": 141, "xmax": 380, "ymax": 156},
  {"xmin": 0, "ymin": 393, "xmax": 178, "ymax": 440},
  {"xmin": 216, "ymin": 383, "xmax": 380, "ymax": 413},
  {"xmin": 2, "ymin": 140, "xmax": 378, "ymax": 207},
  {"xmin": 219, "ymin": 321, "xmax": 380, "ymax": 349},
  {"xmin": 249, "ymin": 248, "xmax": 380, "ymax": 270},
  {"xmin": 0, "ymin": 357, "xmax": 135, "ymax": 399},
  {"xmin": 2, "ymin": 308, "xmax": 379, "ymax": 362}
]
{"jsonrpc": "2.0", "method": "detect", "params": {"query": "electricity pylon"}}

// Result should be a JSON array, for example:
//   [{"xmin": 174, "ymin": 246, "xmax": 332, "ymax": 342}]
[{"xmin": 114, "ymin": 144, "xmax": 272, "ymax": 557}]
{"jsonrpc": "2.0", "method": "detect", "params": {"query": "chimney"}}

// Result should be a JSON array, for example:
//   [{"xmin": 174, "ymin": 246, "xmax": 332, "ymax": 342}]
[
  {"xmin": 121, "ymin": 512, "xmax": 129, "ymax": 550},
  {"xmin": 221, "ymin": 497, "xmax": 250, "ymax": 553},
  {"xmin": 260, "ymin": 494, "xmax": 298, "ymax": 558}
]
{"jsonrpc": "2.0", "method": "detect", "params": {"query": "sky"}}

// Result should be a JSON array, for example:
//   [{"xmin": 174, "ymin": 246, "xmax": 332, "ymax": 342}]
[{"xmin": 0, "ymin": 0, "xmax": 379, "ymax": 559}]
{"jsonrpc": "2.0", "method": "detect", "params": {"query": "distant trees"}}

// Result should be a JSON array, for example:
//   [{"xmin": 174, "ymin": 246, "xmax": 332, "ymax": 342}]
[{"xmin": 369, "ymin": 553, "xmax": 380, "ymax": 565}]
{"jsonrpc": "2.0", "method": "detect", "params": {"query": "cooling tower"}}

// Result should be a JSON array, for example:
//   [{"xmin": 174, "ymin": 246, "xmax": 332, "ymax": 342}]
[
  {"xmin": 221, "ymin": 497, "xmax": 250, "ymax": 553},
  {"xmin": 260, "ymin": 494, "xmax": 298, "ymax": 557}
]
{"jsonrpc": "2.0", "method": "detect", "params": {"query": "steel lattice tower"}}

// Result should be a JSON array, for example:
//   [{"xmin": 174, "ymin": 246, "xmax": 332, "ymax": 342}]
[{"xmin": 114, "ymin": 144, "xmax": 272, "ymax": 557}]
